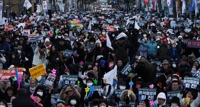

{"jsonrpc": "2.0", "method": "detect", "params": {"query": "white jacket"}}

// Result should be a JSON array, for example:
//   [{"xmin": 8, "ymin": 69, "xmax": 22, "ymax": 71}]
[
  {"xmin": 0, "ymin": 54, "xmax": 6, "ymax": 70},
  {"xmin": 32, "ymin": 47, "xmax": 47, "ymax": 67},
  {"xmin": 178, "ymin": 93, "xmax": 200, "ymax": 107}
]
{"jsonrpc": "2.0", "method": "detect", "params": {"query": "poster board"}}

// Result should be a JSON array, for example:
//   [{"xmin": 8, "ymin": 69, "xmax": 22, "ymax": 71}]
[
  {"xmin": 167, "ymin": 90, "xmax": 181, "ymax": 100},
  {"xmin": 29, "ymin": 64, "xmax": 46, "ymax": 79},
  {"xmin": 183, "ymin": 77, "xmax": 199, "ymax": 89},
  {"xmin": 44, "ymin": 73, "xmax": 56, "ymax": 88},
  {"xmin": 138, "ymin": 88, "xmax": 157, "ymax": 101},
  {"xmin": 62, "ymin": 75, "xmax": 78, "ymax": 85}
]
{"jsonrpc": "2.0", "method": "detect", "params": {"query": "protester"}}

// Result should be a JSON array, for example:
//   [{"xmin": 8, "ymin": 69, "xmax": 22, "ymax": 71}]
[{"xmin": 1, "ymin": 5, "xmax": 200, "ymax": 107}]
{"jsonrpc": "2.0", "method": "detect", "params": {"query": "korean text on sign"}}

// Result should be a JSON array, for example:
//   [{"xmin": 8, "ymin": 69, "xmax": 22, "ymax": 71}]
[
  {"xmin": 183, "ymin": 77, "xmax": 199, "ymax": 89},
  {"xmin": 138, "ymin": 88, "xmax": 157, "ymax": 101},
  {"xmin": 29, "ymin": 64, "xmax": 46, "ymax": 79}
]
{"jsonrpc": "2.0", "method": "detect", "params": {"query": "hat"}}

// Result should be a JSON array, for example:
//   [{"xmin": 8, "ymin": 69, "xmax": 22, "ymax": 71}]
[
  {"xmin": 100, "ymin": 60, "xmax": 106, "ymax": 68},
  {"xmin": 171, "ymin": 74, "xmax": 180, "ymax": 81},
  {"xmin": 157, "ymin": 92, "xmax": 166, "ymax": 100},
  {"xmin": 116, "ymin": 32, "xmax": 127, "ymax": 40},
  {"xmin": 181, "ymin": 55, "xmax": 187, "ymax": 61},
  {"xmin": 64, "ymin": 68, "xmax": 70, "ymax": 74},
  {"xmin": 45, "ymin": 38, "xmax": 50, "ymax": 42},
  {"xmin": 170, "ymin": 96, "xmax": 180, "ymax": 107},
  {"xmin": 162, "ymin": 60, "xmax": 169, "ymax": 65},
  {"xmin": 17, "ymin": 45, "xmax": 23, "ymax": 50},
  {"xmin": 95, "ymin": 39, "xmax": 102, "ymax": 47},
  {"xmin": 91, "ymin": 91, "xmax": 101, "ymax": 99},
  {"xmin": 118, "ymin": 80, "xmax": 126, "ymax": 86}
]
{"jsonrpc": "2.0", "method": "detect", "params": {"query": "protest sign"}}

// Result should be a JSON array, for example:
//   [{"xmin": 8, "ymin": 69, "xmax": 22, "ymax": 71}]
[
  {"xmin": 22, "ymin": 29, "xmax": 30, "ymax": 36},
  {"xmin": 183, "ymin": 77, "xmax": 199, "ymax": 89},
  {"xmin": 0, "ymin": 70, "xmax": 11, "ymax": 81},
  {"xmin": 187, "ymin": 40, "xmax": 200, "ymax": 48},
  {"xmin": 94, "ymin": 85, "xmax": 102, "ymax": 92},
  {"xmin": 62, "ymin": 75, "xmax": 78, "ymax": 85},
  {"xmin": 156, "ymin": 73, "xmax": 164, "ymax": 77},
  {"xmin": 121, "ymin": 63, "xmax": 132, "ymax": 76},
  {"xmin": 115, "ymin": 89, "xmax": 123, "ymax": 98},
  {"xmin": 0, "ymin": 67, "xmax": 24, "ymax": 81},
  {"xmin": 193, "ymin": 69, "xmax": 200, "ymax": 79},
  {"xmin": 63, "ymin": 50, "xmax": 73, "ymax": 59},
  {"xmin": 44, "ymin": 73, "xmax": 56, "ymax": 88},
  {"xmin": 29, "ymin": 64, "xmax": 46, "ymax": 79},
  {"xmin": 4, "ymin": 25, "xmax": 14, "ymax": 31},
  {"xmin": 118, "ymin": 101, "xmax": 135, "ymax": 107},
  {"xmin": 167, "ymin": 90, "xmax": 181, "ymax": 100},
  {"xmin": 138, "ymin": 88, "xmax": 157, "ymax": 101},
  {"xmin": 106, "ymin": 25, "xmax": 115, "ymax": 31},
  {"xmin": 43, "ymin": 1, "xmax": 48, "ymax": 10}
]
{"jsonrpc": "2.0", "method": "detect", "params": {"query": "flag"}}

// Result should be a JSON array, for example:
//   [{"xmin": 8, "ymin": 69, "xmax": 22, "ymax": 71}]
[
  {"xmin": 106, "ymin": 33, "xmax": 113, "ymax": 50},
  {"xmin": 103, "ymin": 65, "xmax": 117, "ymax": 85},
  {"xmin": 188, "ymin": 0, "xmax": 195, "ymax": 12},
  {"xmin": 88, "ymin": 21, "xmax": 92, "ymax": 31},
  {"xmin": 23, "ymin": 0, "xmax": 32, "ymax": 10},
  {"xmin": 181, "ymin": 0, "xmax": 186, "ymax": 13},
  {"xmin": 134, "ymin": 21, "xmax": 140, "ymax": 30},
  {"xmin": 194, "ymin": 0, "xmax": 199, "ymax": 15}
]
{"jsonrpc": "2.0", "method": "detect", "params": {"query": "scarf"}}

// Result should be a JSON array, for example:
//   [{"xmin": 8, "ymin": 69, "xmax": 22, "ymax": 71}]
[{"xmin": 30, "ymin": 87, "xmax": 36, "ymax": 94}]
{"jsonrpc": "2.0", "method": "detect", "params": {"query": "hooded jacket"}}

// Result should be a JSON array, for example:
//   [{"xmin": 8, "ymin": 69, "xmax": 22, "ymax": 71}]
[{"xmin": 151, "ymin": 92, "xmax": 167, "ymax": 107}]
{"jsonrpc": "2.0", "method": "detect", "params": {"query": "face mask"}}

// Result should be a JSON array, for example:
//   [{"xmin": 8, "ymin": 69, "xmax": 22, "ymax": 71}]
[
  {"xmin": 119, "ymin": 86, "xmax": 126, "ymax": 89},
  {"xmin": 87, "ymin": 83, "xmax": 93, "ymax": 87},
  {"xmin": 70, "ymin": 100, "xmax": 77, "ymax": 105},
  {"xmin": 171, "ymin": 103, "xmax": 178, "ymax": 107},
  {"xmin": 100, "ymin": 106, "xmax": 106, "ymax": 107},
  {"xmin": 83, "ymin": 80, "xmax": 86, "ymax": 85},
  {"xmin": 192, "ymin": 67, "xmax": 196, "ymax": 71},
  {"xmin": 37, "ymin": 92, "xmax": 43, "ymax": 96},
  {"xmin": 0, "ymin": 105, "xmax": 5, "ymax": 107},
  {"xmin": 102, "ymin": 32, "xmax": 106, "ymax": 35},
  {"xmin": 172, "ymin": 64, "xmax": 176, "ymax": 68},
  {"xmin": 17, "ymin": 50, "xmax": 22, "ymax": 54},
  {"xmin": 137, "ymin": 106, "xmax": 146, "ymax": 107}
]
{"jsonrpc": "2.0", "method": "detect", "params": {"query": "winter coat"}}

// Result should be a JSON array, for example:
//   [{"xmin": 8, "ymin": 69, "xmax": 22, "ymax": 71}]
[
  {"xmin": 12, "ymin": 96, "xmax": 36, "ymax": 107},
  {"xmin": 152, "ymin": 92, "xmax": 167, "ymax": 107},
  {"xmin": 179, "ymin": 93, "xmax": 200, "ymax": 107},
  {"xmin": 32, "ymin": 47, "xmax": 47, "ymax": 67},
  {"xmin": 112, "ymin": 39, "xmax": 131, "ymax": 64},
  {"xmin": 12, "ymin": 51, "xmax": 26, "ymax": 67},
  {"xmin": 46, "ymin": 51, "xmax": 60, "ymax": 70},
  {"xmin": 138, "ymin": 44, "xmax": 148, "ymax": 58},
  {"xmin": 0, "ymin": 54, "xmax": 6, "ymax": 70},
  {"xmin": 142, "ymin": 41, "xmax": 157, "ymax": 57}
]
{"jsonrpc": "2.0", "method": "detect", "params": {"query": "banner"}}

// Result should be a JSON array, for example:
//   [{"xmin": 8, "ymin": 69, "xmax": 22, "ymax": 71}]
[
  {"xmin": 118, "ymin": 101, "xmax": 135, "ymax": 107},
  {"xmin": 106, "ymin": 26, "xmax": 115, "ymax": 31},
  {"xmin": 120, "ymin": 63, "xmax": 132, "ymax": 76},
  {"xmin": 94, "ymin": 85, "xmax": 102, "ymax": 92},
  {"xmin": 0, "ymin": 70, "xmax": 12, "ymax": 81},
  {"xmin": 156, "ymin": 73, "xmax": 164, "ymax": 77},
  {"xmin": 187, "ymin": 40, "xmax": 200, "ymax": 48},
  {"xmin": 167, "ymin": 90, "xmax": 181, "ymax": 100},
  {"xmin": 62, "ymin": 75, "xmax": 78, "ymax": 85},
  {"xmin": 4, "ymin": 25, "xmax": 14, "ymax": 31},
  {"xmin": 22, "ymin": 29, "xmax": 30, "ymax": 36},
  {"xmin": 138, "ymin": 88, "xmax": 157, "ymax": 101},
  {"xmin": 44, "ymin": 73, "xmax": 56, "ymax": 88},
  {"xmin": 115, "ymin": 89, "xmax": 123, "ymax": 98},
  {"xmin": 183, "ymin": 77, "xmax": 199, "ymax": 89},
  {"xmin": 0, "ymin": 0, "xmax": 3, "ymax": 20},
  {"xmin": 23, "ymin": 0, "xmax": 32, "ymax": 10},
  {"xmin": 0, "ymin": 68, "xmax": 24, "ymax": 81},
  {"xmin": 29, "ymin": 64, "xmax": 46, "ymax": 79}
]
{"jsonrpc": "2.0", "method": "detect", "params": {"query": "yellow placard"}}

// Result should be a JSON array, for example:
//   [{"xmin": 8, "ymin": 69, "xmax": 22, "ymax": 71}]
[{"xmin": 29, "ymin": 64, "xmax": 46, "ymax": 79}]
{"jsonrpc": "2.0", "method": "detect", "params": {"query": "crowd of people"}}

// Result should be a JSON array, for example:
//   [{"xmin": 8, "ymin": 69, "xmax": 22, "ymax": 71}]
[{"xmin": 0, "ymin": 9, "xmax": 199, "ymax": 107}]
